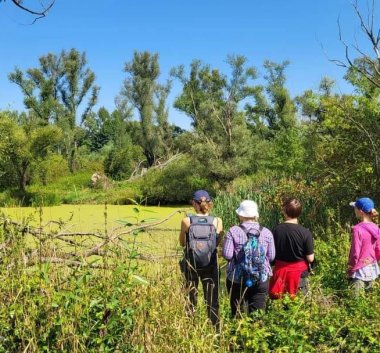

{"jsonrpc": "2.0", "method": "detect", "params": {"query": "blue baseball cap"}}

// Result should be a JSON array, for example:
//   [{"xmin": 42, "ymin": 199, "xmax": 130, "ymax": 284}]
[
  {"xmin": 193, "ymin": 190, "xmax": 211, "ymax": 202},
  {"xmin": 349, "ymin": 197, "xmax": 375, "ymax": 213}
]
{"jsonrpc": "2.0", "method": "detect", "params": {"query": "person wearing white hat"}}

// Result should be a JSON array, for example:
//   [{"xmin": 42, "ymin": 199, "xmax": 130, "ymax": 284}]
[{"xmin": 222, "ymin": 200, "xmax": 275, "ymax": 317}]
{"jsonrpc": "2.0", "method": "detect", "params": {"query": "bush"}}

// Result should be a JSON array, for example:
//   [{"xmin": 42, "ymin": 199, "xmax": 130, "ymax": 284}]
[
  {"xmin": 30, "ymin": 191, "xmax": 61, "ymax": 207},
  {"xmin": 139, "ymin": 154, "xmax": 213, "ymax": 204},
  {"xmin": 104, "ymin": 145, "xmax": 144, "ymax": 181},
  {"xmin": 35, "ymin": 154, "xmax": 70, "ymax": 186}
]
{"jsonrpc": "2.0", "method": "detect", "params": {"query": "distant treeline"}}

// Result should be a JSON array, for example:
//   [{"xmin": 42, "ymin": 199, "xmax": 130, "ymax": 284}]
[{"xmin": 0, "ymin": 43, "xmax": 380, "ymax": 219}]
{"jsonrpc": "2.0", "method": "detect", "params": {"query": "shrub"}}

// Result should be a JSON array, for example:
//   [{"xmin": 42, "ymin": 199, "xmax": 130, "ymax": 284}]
[
  {"xmin": 35, "ymin": 154, "xmax": 70, "ymax": 186},
  {"xmin": 139, "ymin": 154, "xmax": 213, "ymax": 204},
  {"xmin": 104, "ymin": 145, "xmax": 144, "ymax": 181}
]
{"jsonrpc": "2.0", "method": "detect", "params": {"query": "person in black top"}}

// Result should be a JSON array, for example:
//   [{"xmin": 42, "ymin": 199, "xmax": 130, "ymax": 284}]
[{"xmin": 269, "ymin": 198, "xmax": 315, "ymax": 298}]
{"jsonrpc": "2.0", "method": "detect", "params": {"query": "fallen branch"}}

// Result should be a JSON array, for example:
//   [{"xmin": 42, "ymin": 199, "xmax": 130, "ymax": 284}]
[{"xmin": 0, "ymin": 209, "xmax": 186, "ymax": 267}]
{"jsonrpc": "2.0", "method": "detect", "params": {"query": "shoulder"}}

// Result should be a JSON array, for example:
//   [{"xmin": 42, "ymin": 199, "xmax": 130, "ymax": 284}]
[
  {"xmin": 227, "ymin": 225, "xmax": 244, "ymax": 237},
  {"xmin": 352, "ymin": 223, "xmax": 365, "ymax": 234},
  {"xmin": 213, "ymin": 216, "xmax": 223, "ymax": 225},
  {"xmin": 297, "ymin": 223, "xmax": 312, "ymax": 234},
  {"xmin": 272, "ymin": 223, "xmax": 286, "ymax": 234},
  {"xmin": 181, "ymin": 217, "xmax": 191, "ymax": 229},
  {"xmin": 259, "ymin": 225, "xmax": 274, "ymax": 237}
]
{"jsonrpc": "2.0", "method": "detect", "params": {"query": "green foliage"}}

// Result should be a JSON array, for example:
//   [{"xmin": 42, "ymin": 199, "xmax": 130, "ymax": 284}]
[
  {"xmin": 119, "ymin": 51, "xmax": 174, "ymax": 167},
  {"xmin": 35, "ymin": 153, "xmax": 70, "ymax": 186},
  {"xmin": 0, "ymin": 112, "xmax": 63, "ymax": 192},
  {"xmin": 139, "ymin": 154, "xmax": 212, "ymax": 204},
  {"xmin": 172, "ymin": 56, "xmax": 262, "ymax": 186},
  {"xmin": 104, "ymin": 143, "xmax": 144, "ymax": 181},
  {"xmin": 9, "ymin": 49, "xmax": 99, "ymax": 173}
]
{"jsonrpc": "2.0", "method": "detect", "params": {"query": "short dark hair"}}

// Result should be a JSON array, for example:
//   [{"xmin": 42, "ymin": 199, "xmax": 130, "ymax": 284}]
[{"xmin": 282, "ymin": 198, "xmax": 302, "ymax": 218}]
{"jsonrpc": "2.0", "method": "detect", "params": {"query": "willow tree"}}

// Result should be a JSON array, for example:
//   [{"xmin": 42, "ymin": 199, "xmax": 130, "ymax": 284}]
[
  {"xmin": 119, "ymin": 51, "xmax": 173, "ymax": 167},
  {"xmin": 9, "ymin": 49, "xmax": 99, "ymax": 172},
  {"xmin": 172, "ymin": 55, "xmax": 262, "ymax": 186},
  {"xmin": 244, "ymin": 60, "xmax": 307, "ymax": 176}
]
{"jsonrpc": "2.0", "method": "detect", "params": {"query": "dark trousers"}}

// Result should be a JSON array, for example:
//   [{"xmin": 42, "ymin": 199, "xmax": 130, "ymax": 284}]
[
  {"xmin": 184, "ymin": 263, "xmax": 219, "ymax": 326},
  {"xmin": 226, "ymin": 278, "xmax": 269, "ymax": 318}
]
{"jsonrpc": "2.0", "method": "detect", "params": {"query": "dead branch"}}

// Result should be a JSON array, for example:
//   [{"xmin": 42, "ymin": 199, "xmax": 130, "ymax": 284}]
[
  {"xmin": 81, "ymin": 210, "xmax": 184, "ymax": 257},
  {"xmin": 0, "ymin": 209, "xmax": 186, "ymax": 267},
  {"xmin": 330, "ymin": 0, "xmax": 380, "ymax": 89},
  {"xmin": 9, "ymin": 0, "xmax": 55, "ymax": 20},
  {"xmin": 128, "ymin": 153, "xmax": 184, "ymax": 181}
]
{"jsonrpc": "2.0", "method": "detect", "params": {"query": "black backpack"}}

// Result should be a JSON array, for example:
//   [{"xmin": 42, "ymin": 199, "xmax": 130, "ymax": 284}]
[{"xmin": 186, "ymin": 215, "xmax": 217, "ymax": 268}]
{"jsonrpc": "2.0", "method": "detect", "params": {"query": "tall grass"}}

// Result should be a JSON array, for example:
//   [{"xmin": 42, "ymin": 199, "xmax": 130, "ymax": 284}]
[
  {"xmin": 129, "ymin": 225, "xmax": 380, "ymax": 353},
  {"xmin": 1, "ymin": 202, "xmax": 379, "ymax": 352}
]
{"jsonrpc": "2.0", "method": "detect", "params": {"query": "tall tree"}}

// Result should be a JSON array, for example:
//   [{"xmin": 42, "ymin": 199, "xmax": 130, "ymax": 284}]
[
  {"xmin": 246, "ymin": 60, "xmax": 297, "ymax": 138},
  {"xmin": 172, "ymin": 55, "xmax": 264, "ymax": 186},
  {"xmin": 119, "ymin": 51, "xmax": 172, "ymax": 167},
  {"xmin": 9, "ymin": 49, "xmax": 99, "ymax": 172}
]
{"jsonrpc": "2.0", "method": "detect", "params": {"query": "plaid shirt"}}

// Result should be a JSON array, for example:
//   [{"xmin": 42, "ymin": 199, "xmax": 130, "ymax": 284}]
[{"xmin": 222, "ymin": 222, "xmax": 275, "ymax": 282}]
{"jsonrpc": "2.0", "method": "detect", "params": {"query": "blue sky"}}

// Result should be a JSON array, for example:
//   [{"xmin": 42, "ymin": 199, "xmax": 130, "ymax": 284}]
[{"xmin": 0, "ymin": 0, "xmax": 371, "ymax": 129}]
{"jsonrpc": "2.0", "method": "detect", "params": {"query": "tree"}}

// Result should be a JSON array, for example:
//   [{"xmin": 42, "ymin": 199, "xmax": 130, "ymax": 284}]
[
  {"xmin": 244, "ymin": 60, "xmax": 306, "ymax": 176},
  {"xmin": 9, "ymin": 49, "xmax": 100, "ymax": 172},
  {"xmin": 119, "ymin": 51, "xmax": 173, "ymax": 167},
  {"xmin": 172, "ymin": 55, "xmax": 263, "ymax": 186},
  {"xmin": 332, "ymin": 0, "xmax": 380, "ymax": 89},
  {"xmin": 246, "ymin": 60, "xmax": 297, "ymax": 138}
]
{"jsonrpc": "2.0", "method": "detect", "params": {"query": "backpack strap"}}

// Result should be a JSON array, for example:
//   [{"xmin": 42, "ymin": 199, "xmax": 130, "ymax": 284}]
[
  {"xmin": 239, "ymin": 224, "xmax": 263, "ymax": 238},
  {"xmin": 189, "ymin": 215, "xmax": 215, "ymax": 225},
  {"xmin": 232, "ymin": 224, "xmax": 263, "ymax": 263}
]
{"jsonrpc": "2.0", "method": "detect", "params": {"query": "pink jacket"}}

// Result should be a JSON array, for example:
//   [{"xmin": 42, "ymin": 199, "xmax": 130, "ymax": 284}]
[{"xmin": 348, "ymin": 222, "xmax": 380, "ymax": 275}]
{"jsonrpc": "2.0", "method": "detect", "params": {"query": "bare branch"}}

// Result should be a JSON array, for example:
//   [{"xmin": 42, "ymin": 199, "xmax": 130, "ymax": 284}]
[
  {"xmin": 9, "ymin": 0, "xmax": 55, "ymax": 17},
  {"xmin": 0, "ymin": 210, "xmax": 186, "ymax": 266}
]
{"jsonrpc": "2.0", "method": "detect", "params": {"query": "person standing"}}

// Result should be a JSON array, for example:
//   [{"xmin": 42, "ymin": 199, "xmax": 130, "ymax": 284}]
[
  {"xmin": 222, "ymin": 200, "xmax": 275, "ymax": 317},
  {"xmin": 269, "ymin": 198, "xmax": 314, "ymax": 299},
  {"xmin": 348, "ymin": 197, "xmax": 380, "ymax": 296},
  {"xmin": 179, "ymin": 190, "xmax": 223, "ymax": 327}
]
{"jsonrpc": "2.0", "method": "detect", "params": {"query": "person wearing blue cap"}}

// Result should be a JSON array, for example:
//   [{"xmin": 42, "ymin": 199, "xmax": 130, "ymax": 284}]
[
  {"xmin": 179, "ymin": 190, "xmax": 223, "ymax": 327},
  {"xmin": 348, "ymin": 197, "xmax": 380, "ymax": 296}
]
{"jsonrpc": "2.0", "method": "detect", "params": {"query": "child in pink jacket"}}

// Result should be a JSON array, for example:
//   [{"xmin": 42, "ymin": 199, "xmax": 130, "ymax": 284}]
[{"xmin": 348, "ymin": 197, "xmax": 380, "ymax": 296}]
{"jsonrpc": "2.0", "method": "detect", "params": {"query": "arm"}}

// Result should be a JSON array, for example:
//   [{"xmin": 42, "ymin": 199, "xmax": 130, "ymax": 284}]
[
  {"xmin": 304, "ymin": 230, "xmax": 314, "ymax": 263},
  {"xmin": 222, "ymin": 229, "xmax": 234, "ymax": 261},
  {"xmin": 266, "ymin": 231, "xmax": 276, "ymax": 263},
  {"xmin": 306, "ymin": 254, "xmax": 315, "ymax": 263},
  {"xmin": 375, "ymin": 227, "xmax": 380, "ymax": 261},
  {"xmin": 179, "ymin": 217, "xmax": 190, "ymax": 247},
  {"xmin": 348, "ymin": 228, "xmax": 361, "ymax": 270},
  {"xmin": 376, "ymin": 239, "xmax": 380, "ymax": 261},
  {"xmin": 214, "ymin": 217, "xmax": 224, "ymax": 246}
]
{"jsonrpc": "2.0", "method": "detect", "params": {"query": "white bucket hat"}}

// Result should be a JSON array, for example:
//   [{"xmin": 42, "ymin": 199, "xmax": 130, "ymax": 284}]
[{"xmin": 236, "ymin": 200, "xmax": 259, "ymax": 218}]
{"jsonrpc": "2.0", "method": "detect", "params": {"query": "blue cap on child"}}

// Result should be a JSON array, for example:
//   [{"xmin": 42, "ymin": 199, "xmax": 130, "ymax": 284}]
[{"xmin": 349, "ymin": 197, "xmax": 375, "ymax": 213}]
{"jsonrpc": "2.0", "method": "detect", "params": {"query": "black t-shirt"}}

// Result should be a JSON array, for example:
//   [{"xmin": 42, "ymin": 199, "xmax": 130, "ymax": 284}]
[{"xmin": 273, "ymin": 223, "xmax": 314, "ymax": 262}]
